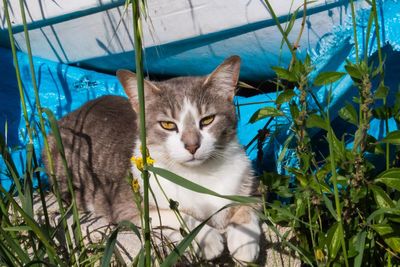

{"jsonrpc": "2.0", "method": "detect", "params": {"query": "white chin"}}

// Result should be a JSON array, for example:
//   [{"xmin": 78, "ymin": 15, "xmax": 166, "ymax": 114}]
[{"xmin": 180, "ymin": 158, "xmax": 206, "ymax": 167}]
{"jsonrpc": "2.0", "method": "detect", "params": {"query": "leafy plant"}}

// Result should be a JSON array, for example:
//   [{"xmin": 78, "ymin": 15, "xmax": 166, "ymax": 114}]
[{"xmin": 253, "ymin": 1, "xmax": 400, "ymax": 266}]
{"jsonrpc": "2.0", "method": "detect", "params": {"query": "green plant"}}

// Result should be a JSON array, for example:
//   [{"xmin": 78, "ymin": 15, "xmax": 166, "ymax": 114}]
[{"xmin": 252, "ymin": 1, "xmax": 400, "ymax": 266}]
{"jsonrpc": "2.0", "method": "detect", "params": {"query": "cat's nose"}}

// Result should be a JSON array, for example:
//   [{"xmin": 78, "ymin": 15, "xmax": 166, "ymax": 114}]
[{"xmin": 185, "ymin": 144, "xmax": 200, "ymax": 155}]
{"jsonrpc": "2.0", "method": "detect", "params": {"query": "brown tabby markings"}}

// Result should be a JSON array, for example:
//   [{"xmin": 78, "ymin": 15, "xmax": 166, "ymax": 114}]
[{"xmin": 45, "ymin": 96, "xmax": 139, "ymax": 222}]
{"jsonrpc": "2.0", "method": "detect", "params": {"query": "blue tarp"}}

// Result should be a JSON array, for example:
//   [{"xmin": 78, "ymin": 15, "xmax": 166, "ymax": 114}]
[{"xmin": 1, "ymin": 1, "xmax": 400, "ymax": 189}]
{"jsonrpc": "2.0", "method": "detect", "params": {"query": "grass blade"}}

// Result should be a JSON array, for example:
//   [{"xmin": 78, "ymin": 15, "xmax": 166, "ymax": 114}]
[
  {"xmin": 148, "ymin": 166, "xmax": 259, "ymax": 204},
  {"xmin": 354, "ymin": 230, "xmax": 367, "ymax": 267},
  {"xmin": 101, "ymin": 221, "xmax": 142, "ymax": 267},
  {"xmin": 0, "ymin": 186, "xmax": 63, "ymax": 265},
  {"xmin": 160, "ymin": 204, "xmax": 237, "ymax": 267},
  {"xmin": 42, "ymin": 108, "xmax": 85, "ymax": 254},
  {"xmin": 0, "ymin": 227, "xmax": 30, "ymax": 264}
]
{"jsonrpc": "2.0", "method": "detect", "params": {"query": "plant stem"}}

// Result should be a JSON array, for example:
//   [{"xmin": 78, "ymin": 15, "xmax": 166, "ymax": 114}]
[
  {"xmin": 293, "ymin": 0, "xmax": 307, "ymax": 54},
  {"xmin": 263, "ymin": 1, "xmax": 295, "ymax": 61},
  {"xmin": 349, "ymin": 0, "xmax": 359, "ymax": 62},
  {"xmin": 131, "ymin": 0, "xmax": 151, "ymax": 265},
  {"xmin": 371, "ymin": 0, "xmax": 383, "ymax": 71},
  {"xmin": 2, "ymin": 0, "xmax": 32, "ymax": 143},
  {"xmin": 18, "ymin": 0, "xmax": 85, "ymax": 262},
  {"xmin": 371, "ymin": 0, "xmax": 389, "ymax": 169},
  {"xmin": 307, "ymin": 196, "xmax": 316, "ymax": 250},
  {"xmin": 327, "ymin": 87, "xmax": 349, "ymax": 267}
]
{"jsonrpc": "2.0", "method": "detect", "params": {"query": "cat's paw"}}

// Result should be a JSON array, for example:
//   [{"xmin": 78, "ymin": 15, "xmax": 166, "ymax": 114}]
[
  {"xmin": 194, "ymin": 225, "xmax": 224, "ymax": 260},
  {"xmin": 226, "ymin": 223, "xmax": 261, "ymax": 263}
]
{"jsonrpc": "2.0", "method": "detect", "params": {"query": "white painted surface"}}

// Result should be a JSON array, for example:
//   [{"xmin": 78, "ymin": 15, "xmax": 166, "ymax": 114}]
[{"xmin": 0, "ymin": 1, "xmax": 366, "ymax": 79}]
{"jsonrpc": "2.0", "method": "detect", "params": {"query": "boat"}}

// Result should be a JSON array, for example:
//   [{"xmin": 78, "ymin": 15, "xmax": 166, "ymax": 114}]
[{"xmin": 1, "ymin": 0, "xmax": 365, "ymax": 82}]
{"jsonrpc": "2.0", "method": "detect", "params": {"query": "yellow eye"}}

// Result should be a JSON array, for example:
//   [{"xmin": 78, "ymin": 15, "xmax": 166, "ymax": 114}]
[
  {"xmin": 200, "ymin": 115, "xmax": 215, "ymax": 128},
  {"xmin": 160, "ymin": 121, "xmax": 177, "ymax": 131}
]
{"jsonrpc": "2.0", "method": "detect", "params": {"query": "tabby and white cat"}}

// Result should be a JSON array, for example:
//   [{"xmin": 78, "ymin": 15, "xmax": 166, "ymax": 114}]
[{"xmin": 46, "ymin": 56, "xmax": 261, "ymax": 262}]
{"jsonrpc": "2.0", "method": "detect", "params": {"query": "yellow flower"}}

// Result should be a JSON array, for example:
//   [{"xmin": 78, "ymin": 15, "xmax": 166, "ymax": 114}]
[
  {"xmin": 131, "ymin": 178, "xmax": 140, "ymax": 193},
  {"xmin": 131, "ymin": 156, "xmax": 144, "ymax": 171},
  {"xmin": 130, "ymin": 155, "xmax": 155, "ymax": 172},
  {"xmin": 146, "ymin": 156, "xmax": 155, "ymax": 165},
  {"xmin": 315, "ymin": 249, "xmax": 324, "ymax": 262}
]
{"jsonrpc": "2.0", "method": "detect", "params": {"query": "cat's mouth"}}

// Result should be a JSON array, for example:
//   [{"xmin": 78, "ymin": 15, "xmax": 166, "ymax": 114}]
[{"xmin": 182, "ymin": 157, "xmax": 206, "ymax": 166}]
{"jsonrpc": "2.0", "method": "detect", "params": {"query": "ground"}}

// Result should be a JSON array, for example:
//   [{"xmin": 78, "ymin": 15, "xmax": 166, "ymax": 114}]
[{"xmin": 32, "ymin": 194, "xmax": 300, "ymax": 266}]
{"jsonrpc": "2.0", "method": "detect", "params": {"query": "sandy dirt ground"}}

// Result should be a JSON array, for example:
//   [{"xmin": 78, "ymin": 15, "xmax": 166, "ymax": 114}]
[{"xmin": 31, "ymin": 194, "xmax": 301, "ymax": 266}]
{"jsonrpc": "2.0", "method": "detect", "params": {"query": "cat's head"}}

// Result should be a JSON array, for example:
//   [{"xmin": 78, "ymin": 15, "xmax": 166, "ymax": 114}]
[{"xmin": 117, "ymin": 56, "xmax": 240, "ymax": 167}]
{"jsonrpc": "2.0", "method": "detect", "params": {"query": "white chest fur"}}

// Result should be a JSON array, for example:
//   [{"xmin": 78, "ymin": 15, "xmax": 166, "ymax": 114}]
[{"xmin": 131, "ymin": 141, "xmax": 252, "ymax": 221}]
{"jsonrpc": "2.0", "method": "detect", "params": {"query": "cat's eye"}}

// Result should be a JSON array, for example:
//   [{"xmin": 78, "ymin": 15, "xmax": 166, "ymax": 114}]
[
  {"xmin": 200, "ymin": 115, "xmax": 215, "ymax": 128},
  {"xmin": 159, "ymin": 121, "xmax": 177, "ymax": 131}
]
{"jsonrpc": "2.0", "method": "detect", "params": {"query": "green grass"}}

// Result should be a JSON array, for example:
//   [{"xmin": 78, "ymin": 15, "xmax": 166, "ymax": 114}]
[{"xmin": 1, "ymin": 0, "xmax": 400, "ymax": 266}]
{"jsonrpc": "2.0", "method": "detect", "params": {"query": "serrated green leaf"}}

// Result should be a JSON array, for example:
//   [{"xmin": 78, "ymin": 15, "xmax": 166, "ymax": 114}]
[
  {"xmin": 374, "ymin": 83, "xmax": 389, "ymax": 99},
  {"xmin": 371, "ymin": 224, "xmax": 400, "ymax": 253},
  {"xmin": 276, "ymin": 90, "xmax": 296, "ymax": 105},
  {"xmin": 372, "ymin": 106, "xmax": 393, "ymax": 120},
  {"xmin": 304, "ymin": 54, "xmax": 312, "ymax": 69},
  {"xmin": 375, "ymin": 168, "xmax": 400, "ymax": 191},
  {"xmin": 353, "ymin": 128, "xmax": 363, "ymax": 153},
  {"xmin": 322, "ymin": 194, "xmax": 337, "ymax": 220},
  {"xmin": 345, "ymin": 64, "xmax": 363, "ymax": 81},
  {"xmin": 354, "ymin": 231, "xmax": 367, "ymax": 267},
  {"xmin": 381, "ymin": 130, "xmax": 400, "ymax": 144},
  {"xmin": 266, "ymin": 203, "xmax": 312, "ymax": 227},
  {"xmin": 367, "ymin": 208, "xmax": 400, "ymax": 225},
  {"xmin": 306, "ymin": 114, "xmax": 328, "ymax": 131},
  {"xmin": 295, "ymin": 196, "xmax": 306, "ymax": 218},
  {"xmin": 394, "ymin": 92, "xmax": 400, "ymax": 113},
  {"xmin": 326, "ymin": 222, "xmax": 341, "ymax": 260},
  {"xmin": 272, "ymin": 66, "xmax": 297, "ymax": 82},
  {"xmin": 339, "ymin": 103, "xmax": 358, "ymax": 125},
  {"xmin": 289, "ymin": 102, "xmax": 300, "ymax": 120},
  {"xmin": 248, "ymin": 107, "xmax": 284, "ymax": 123},
  {"xmin": 313, "ymin": 72, "xmax": 346, "ymax": 86},
  {"xmin": 369, "ymin": 184, "xmax": 395, "ymax": 209}
]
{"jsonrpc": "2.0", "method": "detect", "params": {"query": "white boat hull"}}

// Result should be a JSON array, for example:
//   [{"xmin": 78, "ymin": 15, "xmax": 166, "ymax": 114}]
[{"xmin": 0, "ymin": 0, "xmax": 365, "ymax": 80}]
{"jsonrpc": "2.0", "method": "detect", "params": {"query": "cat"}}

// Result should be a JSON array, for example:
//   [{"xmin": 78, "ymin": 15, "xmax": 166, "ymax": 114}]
[{"xmin": 45, "ymin": 56, "xmax": 261, "ymax": 263}]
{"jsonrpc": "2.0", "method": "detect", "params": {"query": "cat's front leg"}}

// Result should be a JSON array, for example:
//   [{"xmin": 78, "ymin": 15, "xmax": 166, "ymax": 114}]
[
  {"xmin": 149, "ymin": 209, "xmax": 224, "ymax": 260},
  {"xmin": 226, "ymin": 206, "xmax": 260, "ymax": 263}
]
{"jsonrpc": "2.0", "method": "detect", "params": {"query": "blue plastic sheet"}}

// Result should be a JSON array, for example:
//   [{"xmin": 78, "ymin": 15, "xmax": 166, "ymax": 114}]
[
  {"xmin": 1, "ymin": 0, "xmax": 400, "ymax": 190},
  {"xmin": 0, "ymin": 48, "xmax": 126, "ymax": 189}
]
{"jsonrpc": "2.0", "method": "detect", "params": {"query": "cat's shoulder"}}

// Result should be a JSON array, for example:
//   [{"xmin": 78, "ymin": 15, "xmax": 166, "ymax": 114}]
[{"xmin": 55, "ymin": 95, "xmax": 137, "ymax": 143}]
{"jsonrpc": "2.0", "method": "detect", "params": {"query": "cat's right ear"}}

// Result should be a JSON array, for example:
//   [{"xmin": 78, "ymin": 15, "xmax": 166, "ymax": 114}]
[
  {"xmin": 203, "ymin": 56, "xmax": 241, "ymax": 102},
  {"xmin": 116, "ymin": 69, "xmax": 160, "ymax": 112}
]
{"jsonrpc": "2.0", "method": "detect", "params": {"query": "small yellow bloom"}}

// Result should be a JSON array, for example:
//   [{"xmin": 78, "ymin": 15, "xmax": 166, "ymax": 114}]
[
  {"xmin": 131, "ymin": 156, "xmax": 144, "ymax": 171},
  {"xmin": 146, "ymin": 156, "xmax": 155, "ymax": 165},
  {"xmin": 315, "ymin": 249, "xmax": 324, "ymax": 262},
  {"xmin": 131, "ymin": 178, "xmax": 140, "ymax": 193},
  {"xmin": 130, "ymin": 155, "xmax": 155, "ymax": 172}
]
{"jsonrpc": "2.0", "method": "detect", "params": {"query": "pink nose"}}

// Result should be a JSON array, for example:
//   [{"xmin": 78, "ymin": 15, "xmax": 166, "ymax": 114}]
[{"xmin": 185, "ymin": 144, "xmax": 199, "ymax": 154}]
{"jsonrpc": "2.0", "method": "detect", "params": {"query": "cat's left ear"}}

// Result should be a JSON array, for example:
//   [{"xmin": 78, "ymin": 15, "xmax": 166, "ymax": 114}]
[
  {"xmin": 116, "ymin": 69, "xmax": 161, "ymax": 112},
  {"xmin": 203, "ymin": 56, "xmax": 241, "ymax": 102}
]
